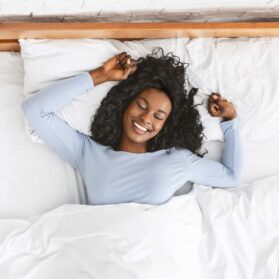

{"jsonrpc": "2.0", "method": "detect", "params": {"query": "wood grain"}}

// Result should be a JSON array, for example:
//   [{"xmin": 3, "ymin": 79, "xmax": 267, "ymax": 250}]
[{"xmin": 1, "ymin": 22, "xmax": 279, "ymax": 51}]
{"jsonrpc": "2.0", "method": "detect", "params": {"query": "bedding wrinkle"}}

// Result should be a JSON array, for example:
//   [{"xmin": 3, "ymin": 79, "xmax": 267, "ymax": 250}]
[{"xmin": 21, "ymin": 72, "xmax": 243, "ymax": 205}]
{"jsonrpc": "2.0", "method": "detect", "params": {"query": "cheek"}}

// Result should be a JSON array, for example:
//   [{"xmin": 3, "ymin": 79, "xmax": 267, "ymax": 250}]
[
  {"xmin": 152, "ymin": 121, "xmax": 166, "ymax": 134},
  {"xmin": 124, "ymin": 104, "xmax": 138, "ymax": 118},
  {"xmin": 123, "ymin": 105, "xmax": 138, "ymax": 128}
]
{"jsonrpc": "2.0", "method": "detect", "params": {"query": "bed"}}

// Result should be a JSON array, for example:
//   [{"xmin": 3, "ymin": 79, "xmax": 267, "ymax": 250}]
[{"xmin": 0, "ymin": 22, "xmax": 278, "ymax": 279}]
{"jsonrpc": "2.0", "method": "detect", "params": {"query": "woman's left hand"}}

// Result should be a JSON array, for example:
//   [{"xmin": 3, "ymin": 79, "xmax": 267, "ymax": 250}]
[{"xmin": 208, "ymin": 93, "xmax": 238, "ymax": 121}]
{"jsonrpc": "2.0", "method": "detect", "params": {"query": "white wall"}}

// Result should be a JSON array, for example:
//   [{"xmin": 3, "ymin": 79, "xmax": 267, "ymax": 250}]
[{"xmin": 0, "ymin": 0, "xmax": 279, "ymax": 22}]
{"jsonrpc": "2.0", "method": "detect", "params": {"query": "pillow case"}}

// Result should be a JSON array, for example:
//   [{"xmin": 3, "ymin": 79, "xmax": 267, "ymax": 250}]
[
  {"xmin": 19, "ymin": 38, "xmax": 223, "ymax": 144},
  {"xmin": 186, "ymin": 37, "xmax": 279, "ymax": 141}
]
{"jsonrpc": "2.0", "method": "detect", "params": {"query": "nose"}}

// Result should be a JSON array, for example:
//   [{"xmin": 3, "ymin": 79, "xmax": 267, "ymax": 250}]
[{"xmin": 139, "ymin": 111, "xmax": 152, "ymax": 125}]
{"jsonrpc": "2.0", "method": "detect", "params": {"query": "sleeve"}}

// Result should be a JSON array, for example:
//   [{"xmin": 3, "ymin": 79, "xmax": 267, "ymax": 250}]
[
  {"xmin": 184, "ymin": 117, "xmax": 243, "ymax": 188},
  {"xmin": 21, "ymin": 72, "xmax": 95, "ymax": 171}
]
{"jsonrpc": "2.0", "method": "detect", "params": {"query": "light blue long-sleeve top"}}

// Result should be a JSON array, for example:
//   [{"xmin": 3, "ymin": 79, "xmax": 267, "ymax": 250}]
[{"xmin": 21, "ymin": 72, "xmax": 243, "ymax": 205}]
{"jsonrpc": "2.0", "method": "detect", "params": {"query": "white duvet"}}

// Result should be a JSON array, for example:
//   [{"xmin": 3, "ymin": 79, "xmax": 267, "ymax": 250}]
[{"xmin": 1, "ymin": 174, "xmax": 278, "ymax": 279}]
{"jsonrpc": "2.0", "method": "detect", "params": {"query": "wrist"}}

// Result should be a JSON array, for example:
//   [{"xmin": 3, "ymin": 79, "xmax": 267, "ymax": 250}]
[
  {"xmin": 223, "ymin": 115, "xmax": 237, "ymax": 122},
  {"xmin": 89, "ymin": 67, "xmax": 108, "ymax": 86},
  {"xmin": 223, "ymin": 111, "xmax": 238, "ymax": 122}
]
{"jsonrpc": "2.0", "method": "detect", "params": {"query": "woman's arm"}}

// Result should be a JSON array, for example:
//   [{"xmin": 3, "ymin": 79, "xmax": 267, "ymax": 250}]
[
  {"xmin": 21, "ymin": 71, "xmax": 98, "ymax": 170},
  {"xmin": 185, "ymin": 117, "xmax": 243, "ymax": 187},
  {"xmin": 21, "ymin": 52, "xmax": 137, "ymax": 171}
]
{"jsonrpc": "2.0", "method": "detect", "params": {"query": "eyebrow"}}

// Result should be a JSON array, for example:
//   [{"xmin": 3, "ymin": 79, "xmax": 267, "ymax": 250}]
[{"xmin": 137, "ymin": 97, "xmax": 167, "ymax": 115}]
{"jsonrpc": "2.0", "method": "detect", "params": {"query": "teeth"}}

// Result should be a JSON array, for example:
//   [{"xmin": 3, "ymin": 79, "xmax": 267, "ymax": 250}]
[{"xmin": 133, "ymin": 121, "xmax": 147, "ymax": 132}]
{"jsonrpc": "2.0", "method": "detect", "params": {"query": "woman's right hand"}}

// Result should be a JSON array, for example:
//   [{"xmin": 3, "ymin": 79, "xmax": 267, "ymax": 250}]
[
  {"xmin": 89, "ymin": 52, "xmax": 138, "ymax": 86},
  {"xmin": 102, "ymin": 52, "xmax": 138, "ymax": 81}
]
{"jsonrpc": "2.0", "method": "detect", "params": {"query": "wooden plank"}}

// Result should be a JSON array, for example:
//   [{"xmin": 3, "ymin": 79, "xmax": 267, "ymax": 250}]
[
  {"xmin": 1, "ymin": 22, "xmax": 279, "ymax": 51},
  {"xmin": 2, "ymin": 22, "xmax": 279, "ymax": 39},
  {"xmin": 0, "ymin": 40, "xmax": 20, "ymax": 51}
]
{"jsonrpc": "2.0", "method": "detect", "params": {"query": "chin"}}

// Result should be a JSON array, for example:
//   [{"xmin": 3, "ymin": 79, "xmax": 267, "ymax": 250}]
[
  {"xmin": 125, "ymin": 129, "xmax": 152, "ymax": 145},
  {"xmin": 128, "ymin": 132, "xmax": 149, "ymax": 143}
]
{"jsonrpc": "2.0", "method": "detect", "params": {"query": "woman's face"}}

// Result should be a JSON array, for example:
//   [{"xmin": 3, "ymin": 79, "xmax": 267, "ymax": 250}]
[{"xmin": 121, "ymin": 87, "xmax": 172, "ymax": 148}]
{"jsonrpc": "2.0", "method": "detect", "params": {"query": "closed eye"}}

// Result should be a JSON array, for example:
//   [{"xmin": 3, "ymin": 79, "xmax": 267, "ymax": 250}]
[
  {"xmin": 155, "ymin": 116, "xmax": 163, "ymax": 120},
  {"xmin": 137, "ymin": 103, "xmax": 163, "ymax": 120},
  {"xmin": 137, "ymin": 103, "xmax": 145, "ymax": 110}
]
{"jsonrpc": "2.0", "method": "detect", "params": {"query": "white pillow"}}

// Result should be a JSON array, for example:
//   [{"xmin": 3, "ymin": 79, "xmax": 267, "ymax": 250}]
[
  {"xmin": 19, "ymin": 38, "xmax": 222, "ymax": 144},
  {"xmin": 186, "ymin": 37, "xmax": 279, "ymax": 141}
]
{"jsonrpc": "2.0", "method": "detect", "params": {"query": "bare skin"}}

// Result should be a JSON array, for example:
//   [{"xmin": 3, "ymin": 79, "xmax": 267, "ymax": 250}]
[
  {"xmin": 207, "ymin": 92, "xmax": 238, "ymax": 121},
  {"xmin": 89, "ymin": 52, "xmax": 238, "ymax": 153},
  {"xmin": 89, "ymin": 52, "xmax": 137, "ymax": 86},
  {"xmin": 119, "ymin": 88, "xmax": 172, "ymax": 153}
]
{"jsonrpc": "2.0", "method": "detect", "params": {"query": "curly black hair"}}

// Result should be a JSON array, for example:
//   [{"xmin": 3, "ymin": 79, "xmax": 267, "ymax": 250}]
[{"xmin": 89, "ymin": 47, "xmax": 207, "ymax": 157}]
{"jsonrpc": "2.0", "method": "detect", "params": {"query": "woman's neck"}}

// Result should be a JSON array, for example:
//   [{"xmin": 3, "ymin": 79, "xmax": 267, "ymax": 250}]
[{"xmin": 117, "ymin": 136, "xmax": 147, "ymax": 154}]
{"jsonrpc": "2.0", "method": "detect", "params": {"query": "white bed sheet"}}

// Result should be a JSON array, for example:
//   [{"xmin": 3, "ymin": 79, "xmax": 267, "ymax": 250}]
[
  {"xmin": 0, "ymin": 52, "xmax": 85, "ymax": 218},
  {"xmin": 0, "ymin": 173, "xmax": 278, "ymax": 279},
  {"xmin": 0, "ymin": 40, "xmax": 278, "ymax": 278}
]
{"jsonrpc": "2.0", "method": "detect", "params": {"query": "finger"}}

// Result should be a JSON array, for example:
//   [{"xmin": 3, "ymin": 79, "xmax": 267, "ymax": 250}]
[
  {"xmin": 118, "ymin": 57, "xmax": 129, "ymax": 69},
  {"xmin": 117, "ymin": 60, "xmax": 124, "ymax": 69},
  {"xmin": 116, "ymin": 52, "xmax": 128, "ymax": 66},
  {"xmin": 213, "ymin": 92, "xmax": 221, "ymax": 97},
  {"xmin": 210, "ymin": 93, "xmax": 221, "ymax": 101},
  {"xmin": 213, "ymin": 93, "xmax": 227, "ymax": 102},
  {"xmin": 122, "ymin": 65, "xmax": 132, "ymax": 79},
  {"xmin": 120, "ymin": 55, "xmax": 131, "ymax": 66},
  {"xmin": 119, "ymin": 56, "xmax": 133, "ymax": 71},
  {"xmin": 119, "ymin": 53, "xmax": 129, "ymax": 62},
  {"xmin": 116, "ymin": 52, "xmax": 127, "ymax": 60},
  {"xmin": 209, "ymin": 103, "xmax": 221, "ymax": 116},
  {"xmin": 106, "ymin": 52, "xmax": 126, "ymax": 68},
  {"xmin": 209, "ymin": 97, "xmax": 228, "ymax": 110},
  {"xmin": 211, "ymin": 103, "xmax": 219, "ymax": 113}
]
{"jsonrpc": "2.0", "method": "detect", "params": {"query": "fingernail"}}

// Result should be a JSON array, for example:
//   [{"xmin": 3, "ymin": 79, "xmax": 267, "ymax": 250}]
[{"xmin": 127, "ymin": 59, "xmax": 131, "ymax": 64}]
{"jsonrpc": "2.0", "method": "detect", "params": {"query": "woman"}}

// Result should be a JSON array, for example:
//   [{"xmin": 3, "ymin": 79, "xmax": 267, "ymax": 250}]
[{"xmin": 22, "ymin": 47, "xmax": 242, "ymax": 205}]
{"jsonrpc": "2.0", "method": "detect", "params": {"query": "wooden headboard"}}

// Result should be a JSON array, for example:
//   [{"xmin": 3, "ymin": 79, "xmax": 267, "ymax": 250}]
[{"xmin": 1, "ymin": 22, "xmax": 279, "ymax": 52}]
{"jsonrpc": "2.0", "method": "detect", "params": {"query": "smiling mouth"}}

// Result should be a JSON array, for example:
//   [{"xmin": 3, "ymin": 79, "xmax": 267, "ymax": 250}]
[{"xmin": 132, "ymin": 121, "xmax": 150, "ymax": 135}]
